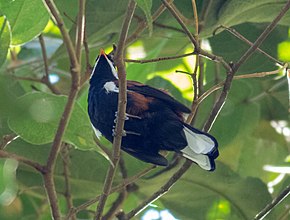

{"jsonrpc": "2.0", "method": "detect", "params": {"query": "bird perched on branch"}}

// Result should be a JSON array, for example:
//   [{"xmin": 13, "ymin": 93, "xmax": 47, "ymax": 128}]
[{"xmin": 88, "ymin": 49, "xmax": 219, "ymax": 171}]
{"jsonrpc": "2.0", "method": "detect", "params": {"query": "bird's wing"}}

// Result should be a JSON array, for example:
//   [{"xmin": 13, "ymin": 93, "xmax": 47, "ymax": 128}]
[{"xmin": 115, "ymin": 80, "xmax": 191, "ymax": 113}]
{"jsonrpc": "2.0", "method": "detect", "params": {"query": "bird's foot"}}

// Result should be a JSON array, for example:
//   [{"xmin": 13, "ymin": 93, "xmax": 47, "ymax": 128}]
[
  {"xmin": 112, "ymin": 126, "xmax": 141, "ymax": 137},
  {"xmin": 114, "ymin": 112, "xmax": 142, "ymax": 123}
]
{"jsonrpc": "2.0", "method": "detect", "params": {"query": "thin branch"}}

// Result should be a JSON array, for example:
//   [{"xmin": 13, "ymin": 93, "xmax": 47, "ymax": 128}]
[
  {"xmin": 38, "ymin": 34, "xmax": 61, "ymax": 95},
  {"xmin": 43, "ymin": 1, "xmax": 81, "ymax": 219},
  {"xmin": 124, "ymin": 160, "xmax": 192, "ymax": 219},
  {"xmin": 233, "ymin": 1, "xmax": 290, "ymax": 72},
  {"xmin": 61, "ymin": 144, "xmax": 76, "ymax": 220},
  {"xmin": 102, "ymin": 191, "xmax": 127, "ymax": 220},
  {"xmin": 255, "ymin": 184, "xmax": 290, "ymax": 220},
  {"xmin": 94, "ymin": 1, "xmax": 137, "ymax": 219},
  {"xmin": 66, "ymin": 165, "xmax": 156, "ymax": 219},
  {"xmin": 196, "ymin": 64, "xmax": 288, "ymax": 111},
  {"xmin": 125, "ymin": 0, "xmax": 172, "ymax": 45},
  {"xmin": 0, "ymin": 150, "xmax": 45, "ymax": 173},
  {"xmin": 75, "ymin": 0, "xmax": 86, "ymax": 64},
  {"xmin": 214, "ymin": 25, "xmax": 283, "ymax": 66},
  {"xmin": 0, "ymin": 134, "xmax": 19, "ymax": 150},
  {"xmin": 204, "ymin": 0, "xmax": 290, "ymax": 131},
  {"xmin": 161, "ymin": 0, "xmax": 231, "ymax": 72},
  {"xmin": 43, "ymin": 0, "xmax": 79, "ymax": 70},
  {"xmin": 125, "ymin": 52, "xmax": 194, "ymax": 63},
  {"xmin": 161, "ymin": 0, "xmax": 198, "ymax": 50},
  {"xmin": 199, "ymin": 0, "xmax": 213, "ymax": 31}
]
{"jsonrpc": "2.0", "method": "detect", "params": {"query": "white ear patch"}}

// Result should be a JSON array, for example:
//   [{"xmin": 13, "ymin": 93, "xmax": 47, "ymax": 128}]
[{"xmin": 104, "ymin": 81, "xmax": 119, "ymax": 93}]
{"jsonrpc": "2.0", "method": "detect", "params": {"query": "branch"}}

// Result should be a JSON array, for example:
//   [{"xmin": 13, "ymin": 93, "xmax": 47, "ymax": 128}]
[
  {"xmin": 214, "ymin": 25, "xmax": 283, "ymax": 66},
  {"xmin": 161, "ymin": 0, "xmax": 198, "ymax": 50},
  {"xmin": 94, "ymin": 1, "xmax": 137, "ymax": 219},
  {"xmin": 43, "ymin": 1, "xmax": 81, "ymax": 219},
  {"xmin": 0, "ymin": 150, "xmax": 45, "ymax": 173},
  {"xmin": 161, "ymin": 0, "xmax": 232, "ymax": 72},
  {"xmin": 75, "ymin": 0, "xmax": 86, "ymax": 64},
  {"xmin": 255, "ymin": 184, "xmax": 290, "ymax": 220},
  {"xmin": 43, "ymin": 0, "xmax": 79, "ymax": 70},
  {"xmin": 66, "ymin": 165, "xmax": 156, "ymax": 219},
  {"xmin": 0, "ymin": 134, "xmax": 19, "ymax": 150},
  {"xmin": 61, "ymin": 144, "xmax": 76, "ymax": 220},
  {"xmin": 125, "ymin": 0, "xmax": 171, "ymax": 45},
  {"xmin": 233, "ymin": 1, "xmax": 290, "ymax": 71},
  {"xmin": 124, "ymin": 160, "xmax": 192, "ymax": 219},
  {"xmin": 125, "ymin": 52, "xmax": 194, "ymax": 63},
  {"xmin": 38, "ymin": 34, "xmax": 61, "ymax": 95},
  {"xmin": 203, "ymin": 0, "xmax": 290, "ymax": 131}
]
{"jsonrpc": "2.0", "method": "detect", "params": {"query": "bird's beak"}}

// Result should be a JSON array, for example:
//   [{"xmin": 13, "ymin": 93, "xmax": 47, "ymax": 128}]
[{"xmin": 99, "ymin": 48, "xmax": 107, "ymax": 57}]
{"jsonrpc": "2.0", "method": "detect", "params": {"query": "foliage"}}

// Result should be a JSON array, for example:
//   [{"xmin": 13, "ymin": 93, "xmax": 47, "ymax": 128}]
[{"xmin": 0, "ymin": 0, "xmax": 289, "ymax": 219}]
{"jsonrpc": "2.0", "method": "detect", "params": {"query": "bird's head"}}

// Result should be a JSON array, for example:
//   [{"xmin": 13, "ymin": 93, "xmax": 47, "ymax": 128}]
[{"xmin": 90, "ymin": 49, "xmax": 118, "ymax": 84}]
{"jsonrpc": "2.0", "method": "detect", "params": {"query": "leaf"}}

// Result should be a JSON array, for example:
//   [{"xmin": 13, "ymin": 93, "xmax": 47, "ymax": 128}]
[
  {"xmin": 0, "ymin": 0, "xmax": 49, "ymax": 45},
  {"xmin": 135, "ymin": 0, "xmax": 153, "ymax": 36},
  {"xmin": 0, "ymin": 17, "xmax": 10, "ymax": 68},
  {"xmin": 8, "ymin": 92, "xmax": 97, "ymax": 151},
  {"xmin": 137, "ymin": 162, "xmax": 273, "ymax": 219},
  {"xmin": 6, "ymin": 139, "xmax": 111, "ymax": 199}
]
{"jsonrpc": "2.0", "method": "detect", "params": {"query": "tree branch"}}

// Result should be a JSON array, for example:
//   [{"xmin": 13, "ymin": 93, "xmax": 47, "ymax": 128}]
[
  {"xmin": 233, "ymin": 1, "xmax": 290, "ymax": 72},
  {"xmin": 42, "ymin": 1, "xmax": 81, "ymax": 219},
  {"xmin": 0, "ymin": 150, "xmax": 45, "ymax": 173},
  {"xmin": 94, "ymin": 1, "xmax": 137, "ymax": 219},
  {"xmin": 255, "ymin": 184, "xmax": 290, "ymax": 220},
  {"xmin": 75, "ymin": 0, "xmax": 86, "ymax": 64},
  {"xmin": 66, "ymin": 165, "xmax": 156, "ymax": 219},
  {"xmin": 38, "ymin": 34, "xmax": 61, "ymax": 95},
  {"xmin": 61, "ymin": 144, "xmax": 76, "ymax": 220}
]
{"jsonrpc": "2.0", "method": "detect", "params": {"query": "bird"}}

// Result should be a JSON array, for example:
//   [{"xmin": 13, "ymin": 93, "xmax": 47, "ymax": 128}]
[{"xmin": 88, "ymin": 49, "xmax": 219, "ymax": 171}]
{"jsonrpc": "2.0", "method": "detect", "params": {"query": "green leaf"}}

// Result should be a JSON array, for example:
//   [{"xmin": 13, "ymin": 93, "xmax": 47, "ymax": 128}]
[
  {"xmin": 135, "ymin": 0, "xmax": 153, "ymax": 36},
  {"xmin": 0, "ymin": 17, "xmax": 10, "ymax": 68},
  {"xmin": 0, "ymin": 0, "xmax": 49, "ymax": 45},
  {"xmin": 8, "ymin": 92, "xmax": 96, "ymax": 151},
  {"xmin": 137, "ymin": 162, "xmax": 273, "ymax": 219},
  {"xmin": 7, "ymin": 139, "xmax": 110, "ymax": 199}
]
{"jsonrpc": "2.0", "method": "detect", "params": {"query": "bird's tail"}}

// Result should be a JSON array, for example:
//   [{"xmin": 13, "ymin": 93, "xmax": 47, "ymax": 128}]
[{"xmin": 180, "ymin": 123, "xmax": 219, "ymax": 171}]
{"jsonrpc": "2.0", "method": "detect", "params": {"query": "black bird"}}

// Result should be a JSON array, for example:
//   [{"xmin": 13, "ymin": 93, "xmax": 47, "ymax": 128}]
[{"xmin": 88, "ymin": 49, "xmax": 219, "ymax": 171}]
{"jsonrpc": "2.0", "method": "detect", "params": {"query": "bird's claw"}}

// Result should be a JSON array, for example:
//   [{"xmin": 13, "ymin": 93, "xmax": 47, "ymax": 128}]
[
  {"xmin": 114, "ymin": 112, "xmax": 142, "ymax": 123},
  {"xmin": 112, "ymin": 126, "xmax": 140, "ymax": 137}
]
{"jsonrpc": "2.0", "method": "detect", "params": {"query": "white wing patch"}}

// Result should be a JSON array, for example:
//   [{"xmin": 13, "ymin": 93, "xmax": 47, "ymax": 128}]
[
  {"xmin": 91, "ymin": 124, "xmax": 102, "ymax": 138},
  {"xmin": 183, "ymin": 126, "xmax": 215, "ymax": 154},
  {"xmin": 104, "ymin": 81, "xmax": 119, "ymax": 93}
]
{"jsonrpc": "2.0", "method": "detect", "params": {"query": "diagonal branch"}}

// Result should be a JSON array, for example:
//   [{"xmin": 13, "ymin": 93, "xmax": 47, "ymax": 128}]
[
  {"xmin": 94, "ymin": 1, "xmax": 137, "ymax": 219},
  {"xmin": 42, "ymin": 1, "xmax": 82, "ymax": 219}
]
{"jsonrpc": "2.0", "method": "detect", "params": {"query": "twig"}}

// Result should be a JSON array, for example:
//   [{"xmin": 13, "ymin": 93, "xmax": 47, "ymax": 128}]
[
  {"xmin": 214, "ymin": 25, "xmax": 283, "ymax": 66},
  {"xmin": 0, "ymin": 150, "xmax": 45, "ymax": 173},
  {"xmin": 94, "ymin": 1, "xmax": 137, "ymax": 219},
  {"xmin": 75, "ymin": 0, "xmax": 86, "ymax": 64},
  {"xmin": 38, "ymin": 34, "xmax": 61, "ymax": 95},
  {"xmin": 199, "ymin": 0, "xmax": 213, "ymax": 30},
  {"xmin": 124, "ymin": 160, "xmax": 192, "ymax": 219},
  {"xmin": 204, "ymin": 0, "xmax": 290, "ymax": 131},
  {"xmin": 125, "ymin": 0, "xmax": 172, "ymax": 45},
  {"xmin": 102, "ymin": 191, "xmax": 127, "ymax": 220},
  {"xmin": 233, "ymin": 1, "xmax": 290, "ymax": 72},
  {"xmin": 61, "ymin": 144, "xmax": 76, "ymax": 220},
  {"xmin": 125, "ymin": 52, "xmax": 194, "ymax": 63},
  {"xmin": 66, "ymin": 165, "xmax": 156, "ymax": 219},
  {"xmin": 196, "ymin": 64, "xmax": 288, "ymax": 112},
  {"xmin": 161, "ymin": 0, "xmax": 198, "ymax": 50},
  {"xmin": 43, "ymin": 1, "xmax": 81, "ymax": 219},
  {"xmin": 255, "ymin": 184, "xmax": 290, "ymax": 220},
  {"xmin": 161, "ymin": 0, "xmax": 231, "ymax": 72},
  {"xmin": 0, "ymin": 134, "xmax": 19, "ymax": 150}
]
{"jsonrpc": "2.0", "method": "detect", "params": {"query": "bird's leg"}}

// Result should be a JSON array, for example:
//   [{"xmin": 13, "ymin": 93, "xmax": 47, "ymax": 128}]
[
  {"xmin": 112, "ymin": 126, "xmax": 141, "ymax": 137},
  {"xmin": 114, "ymin": 111, "xmax": 142, "ymax": 123},
  {"xmin": 112, "ymin": 111, "xmax": 141, "ymax": 137}
]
